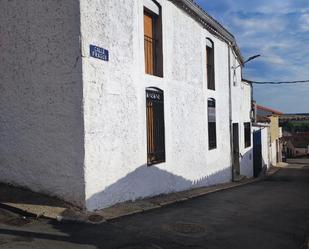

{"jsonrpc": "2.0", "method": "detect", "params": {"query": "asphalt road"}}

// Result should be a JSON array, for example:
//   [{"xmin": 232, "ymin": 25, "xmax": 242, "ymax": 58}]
[{"xmin": 0, "ymin": 164, "xmax": 308, "ymax": 249}]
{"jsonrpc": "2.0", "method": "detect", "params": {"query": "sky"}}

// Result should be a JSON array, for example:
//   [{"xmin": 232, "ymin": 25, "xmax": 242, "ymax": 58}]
[{"xmin": 195, "ymin": 0, "xmax": 309, "ymax": 114}]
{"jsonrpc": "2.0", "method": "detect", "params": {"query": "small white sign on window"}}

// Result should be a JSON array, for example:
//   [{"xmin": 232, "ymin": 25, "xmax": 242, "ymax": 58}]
[{"xmin": 144, "ymin": 0, "xmax": 159, "ymax": 15}]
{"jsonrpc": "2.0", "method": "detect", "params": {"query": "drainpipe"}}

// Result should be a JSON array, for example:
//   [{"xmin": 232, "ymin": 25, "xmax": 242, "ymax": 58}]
[
  {"xmin": 251, "ymin": 84, "xmax": 254, "ymax": 121},
  {"xmin": 228, "ymin": 44, "xmax": 235, "ymax": 181}
]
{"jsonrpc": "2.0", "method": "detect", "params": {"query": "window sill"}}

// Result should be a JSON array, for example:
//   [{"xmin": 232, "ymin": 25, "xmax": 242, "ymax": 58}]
[
  {"xmin": 208, "ymin": 147, "xmax": 217, "ymax": 151},
  {"xmin": 145, "ymin": 72, "xmax": 164, "ymax": 79},
  {"xmin": 147, "ymin": 160, "xmax": 166, "ymax": 166}
]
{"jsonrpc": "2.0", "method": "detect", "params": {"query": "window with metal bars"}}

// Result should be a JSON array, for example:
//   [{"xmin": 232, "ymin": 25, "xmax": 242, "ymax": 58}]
[
  {"xmin": 244, "ymin": 122, "xmax": 251, "ymax": 148},
  {"xmin": 144, "ymin": 3, "xmax": 163, "ymax": 77},
  {"xmin": 206, "ymin": 38, "xmax": 215, "ymax": 90},
  {"xmin": 146, "ymin": 88, "xmax": 165, "ymax": 165},
  {"xmin": 208, "ymin": 98, "xmax": 217, "ymax": 150}
]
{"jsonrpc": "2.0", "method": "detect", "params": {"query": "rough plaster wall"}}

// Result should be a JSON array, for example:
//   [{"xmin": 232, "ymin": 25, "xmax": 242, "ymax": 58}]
[
  {"xmin": 0, "ymin": 0, "xmax": 85, "ymax": 206},
  {"xmin": 271, "ymin": 141, "xmax": 277, "ymax": 165},
  {"xmin": 81, "ymin": 0, "xmax": 232, "ymax": 210},
  {"xmin": 203, "ymin": 35, "xmax": 231, "ymax": 183},
  {"xmin": 269, "ymin": 116, "xmax": 279, "ymax": 165},
  {"xmin": 231, "ymin": 60, "xmax": 253, "ymax": 177},
  {"xmin": 253, "ymin": 126, "xmax": 270, "ymax": 169},
  {"xmin": 270, "ymin": 116, "xmax": 279, "ymax": 142},
  {"xmin": 261, "ymin": 127, "xmax": 270, "ymax": 168},
  {"xmin": 80, "ymin": 0, "xmax": 140, "ymax": 210},
  {"xmin": 239, "ymin": 83, "xmax": 253, "ymax": 177}
]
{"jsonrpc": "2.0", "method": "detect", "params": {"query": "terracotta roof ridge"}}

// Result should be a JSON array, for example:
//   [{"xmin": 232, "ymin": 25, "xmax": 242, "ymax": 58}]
[{"xmin": 257, "ymin": 105, "xmax": 283, "ymax": 115}]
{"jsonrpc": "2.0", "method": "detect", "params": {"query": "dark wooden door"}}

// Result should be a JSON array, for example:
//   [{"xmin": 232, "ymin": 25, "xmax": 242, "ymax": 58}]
[
  {"xmin": 253, "ymin": 130, "xmax": 262, "ymax": 177},
  {"xmin": 233, "ymin": 123, "xmax": 240, "ymax": 177}
]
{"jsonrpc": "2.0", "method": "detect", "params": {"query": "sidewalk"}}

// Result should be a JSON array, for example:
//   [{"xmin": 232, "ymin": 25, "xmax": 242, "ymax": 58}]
[
  {"xmin": 0, "ymin": 183, "xmax": 85, "ymax": 221},
  {"xmin": 0, "ymin": 167, "xmax": 280, "ymax": 224},
  {"xmin": 277, "ymin": 160, "xmax": 309, "ymax": 169}
]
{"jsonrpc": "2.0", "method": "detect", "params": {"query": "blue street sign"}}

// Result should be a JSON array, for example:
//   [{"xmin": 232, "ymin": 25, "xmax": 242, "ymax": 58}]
[{"xmin": 90, "ymin": 45, "xmax": 109, "ymax": 61}]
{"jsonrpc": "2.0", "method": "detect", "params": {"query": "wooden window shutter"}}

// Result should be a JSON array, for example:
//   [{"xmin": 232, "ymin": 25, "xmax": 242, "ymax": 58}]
[{"xmin": 144, "ymin": 12, "xmax": 154, "ymax": 75}]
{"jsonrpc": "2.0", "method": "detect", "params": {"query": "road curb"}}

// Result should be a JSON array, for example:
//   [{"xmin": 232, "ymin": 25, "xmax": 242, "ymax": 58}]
[
  {"xmin": 0, "ymin": 203, "xmax": 38, "ymax": 219},
  {"xmin": 0, "ymin": 167, "xmax": 281, "ymax": 224},
  {"xmin": 96, "ymin": 168, "xmax": 281, "ymax": 222}
]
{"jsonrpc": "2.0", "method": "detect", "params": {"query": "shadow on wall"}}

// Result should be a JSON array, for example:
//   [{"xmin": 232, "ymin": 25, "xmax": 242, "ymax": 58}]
[
  {"xmin": 240, "ymin": 149, "xmax": 254, "ymax": 177},
  {"xmin": 86, "ymin": 164, "xmax": 232, "ymax": 211}
]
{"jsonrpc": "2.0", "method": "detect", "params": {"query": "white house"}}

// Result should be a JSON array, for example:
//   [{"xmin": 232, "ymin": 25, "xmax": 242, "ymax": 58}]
[
  {"xmin": 0, "ymin": 0, "xmax": 253, "ymax": 211},
  {"xmin": 256, "ymin": 105, "xmax": 283, "ymax": 166}
]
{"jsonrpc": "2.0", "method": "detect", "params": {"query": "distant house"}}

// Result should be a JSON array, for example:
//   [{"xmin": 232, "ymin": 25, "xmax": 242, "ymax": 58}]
[
  {"xmin": 255, "ymin": 105, "xmax": 283, "ymax": 166},
  {"xmin": 284, "ymin": 132, "xmax": 309, "ymax": 158},
  {"xmin": 282, "ymin": 130, "xmax": 293, "ymax": 137},
  {"xmin": 280, "ymin": 113, "xmax": 309, "ymax": 122}
]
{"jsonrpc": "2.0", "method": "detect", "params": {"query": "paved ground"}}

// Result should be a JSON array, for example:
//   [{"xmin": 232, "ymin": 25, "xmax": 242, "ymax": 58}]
[
  {"xmin": 0, "ymin": 164, "xmax": 308, "ymax": 249},
  {"xmin": 0, "ymin": 169, "xmax": 268, "ymax": 222}
]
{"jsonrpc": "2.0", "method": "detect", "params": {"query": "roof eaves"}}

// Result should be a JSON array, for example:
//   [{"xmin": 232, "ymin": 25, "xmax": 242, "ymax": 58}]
[{"xmin": 169, "ymin": 0, "xmax": 244, "ymax": 64}]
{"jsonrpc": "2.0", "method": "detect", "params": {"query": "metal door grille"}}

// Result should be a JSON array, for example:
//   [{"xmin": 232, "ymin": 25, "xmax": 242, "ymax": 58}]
[{"xmin": 146, "ymin": 88, "xmax": 165, "ymax": 165}]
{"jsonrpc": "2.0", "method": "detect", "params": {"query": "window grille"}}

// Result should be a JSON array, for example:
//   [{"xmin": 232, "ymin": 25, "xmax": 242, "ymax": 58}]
[
  {"xmin": 208, "ymin": 98, "xmax": 217, "ymax": 150},
  {"xmin": 146, "ymin": 88, "xmax": 166, "ymax": 165},
  {"xmin": 144, "ymin": 5, "xmax": 163, "ymax": 77}
]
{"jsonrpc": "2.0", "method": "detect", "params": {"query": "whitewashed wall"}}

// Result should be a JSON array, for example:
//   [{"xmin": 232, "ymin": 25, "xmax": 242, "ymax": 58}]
[
  {"xmin": 262, "ymin": 127, "xmax": 271, "ymax": 169},
  {"xmin": 80, "ymin": 0, "xmax": 233, "ymax": 210},
  {"xmin": 271, "ymin": 141, "xmax": 278, "ymax": 165},
  {"xmin": 230, "ymin": 57, "xmax": 253, "ymax": 178},
  {"xmin": 253, "ymin": 125, "xmax": 271, "ymax": 169},
  {"xmin": 0, "ymin": 0, "xmax": 253, "ymax": 211},
  {"xmin": 240, "ymin": 83, "xmax": 253, "ymax": 177},
  {"xmin": 0, "ymin": 1, "xmax": 85, "ymax": 206}
]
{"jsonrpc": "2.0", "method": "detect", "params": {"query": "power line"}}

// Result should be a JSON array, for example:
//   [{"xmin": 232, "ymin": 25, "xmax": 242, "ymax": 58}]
[{"xmin": 245, "ymin": 79, "xmax": 309, "ymax": 85}]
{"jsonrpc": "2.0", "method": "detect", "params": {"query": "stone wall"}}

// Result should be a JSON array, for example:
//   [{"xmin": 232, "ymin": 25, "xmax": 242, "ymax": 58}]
[{"xmin": 0, "ymin": 0, "xmax": 85, "ymax": 207}]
